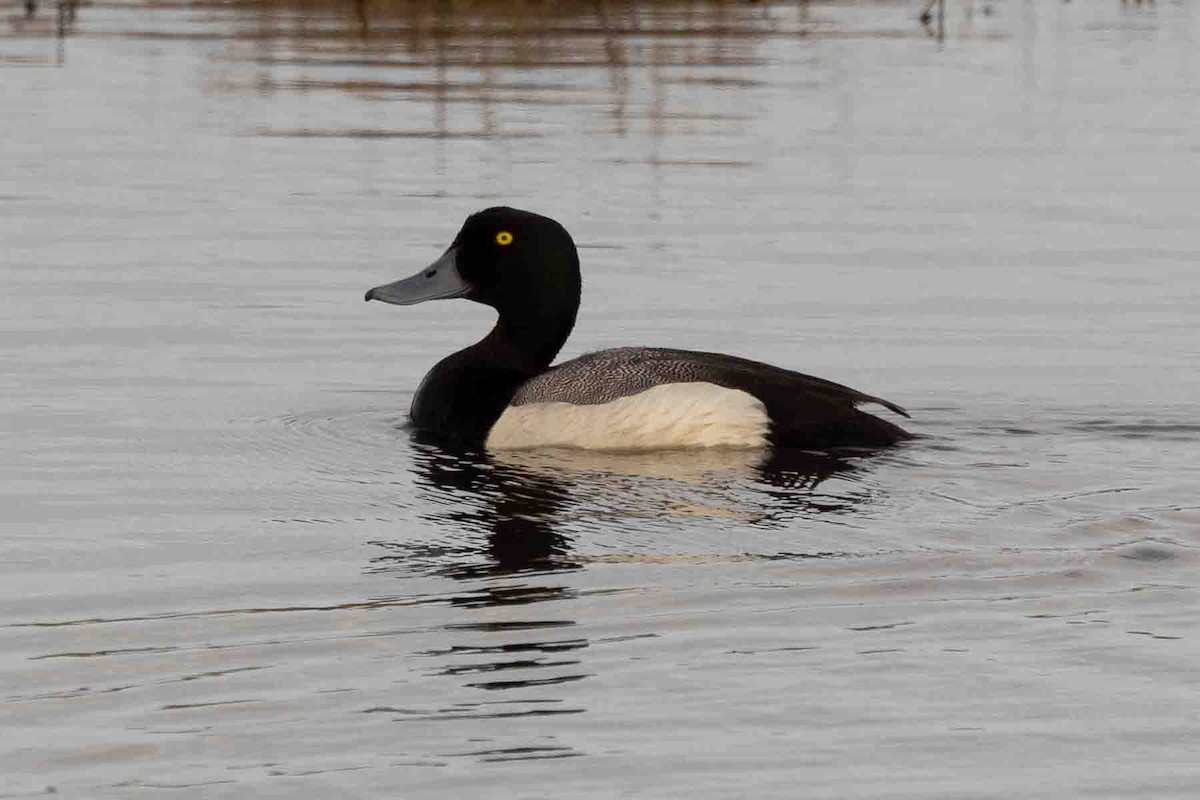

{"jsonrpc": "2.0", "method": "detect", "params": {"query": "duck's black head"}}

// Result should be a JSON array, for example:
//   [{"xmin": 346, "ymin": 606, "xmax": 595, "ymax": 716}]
[
  {"xmin": 367, "ymin": 207, "xmax": 582, "ymax": 374},
  {"xmin": 366, "ymin": 207, "xmax": 581, "ymax": 333}
]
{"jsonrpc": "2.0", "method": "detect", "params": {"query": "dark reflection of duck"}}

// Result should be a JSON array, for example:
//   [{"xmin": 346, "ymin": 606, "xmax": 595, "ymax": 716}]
[
  {"xmin": 407, "ymin": 435, "xmax": 580, "ymax": 578},
  {"xmin": 366, "ymin": 207, "xmax": 911, "ymax": 452},
  {"xmin": 365, "ymin": 425, "xmax": 876, "ymax": 716},
  {"xmin": 371, "ymin": 434, "xmax": 871, "ymax": 582}
]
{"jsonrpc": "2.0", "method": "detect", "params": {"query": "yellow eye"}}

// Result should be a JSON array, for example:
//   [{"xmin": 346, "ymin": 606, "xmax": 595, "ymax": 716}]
[{"xmin": 495, "ymin": 231, "xmax": 514, "ymax": 246}]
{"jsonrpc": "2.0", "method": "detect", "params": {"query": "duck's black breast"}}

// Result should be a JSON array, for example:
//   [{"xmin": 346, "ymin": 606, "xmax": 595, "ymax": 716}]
[{"xmin": 511, "ymin": 347, "xmax": 911, "ymax": 449}]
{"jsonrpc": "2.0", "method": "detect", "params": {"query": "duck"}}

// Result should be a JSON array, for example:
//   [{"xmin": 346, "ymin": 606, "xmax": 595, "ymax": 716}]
[{"xmin": 365, "ymin": 207, "xmax": 911, "ymax": 451}]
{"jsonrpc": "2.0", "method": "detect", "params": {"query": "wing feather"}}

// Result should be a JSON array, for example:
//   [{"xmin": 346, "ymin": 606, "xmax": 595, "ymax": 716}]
[{"xmin": 514, "ymin": 347, "xmax": 904, "ymax": 414}]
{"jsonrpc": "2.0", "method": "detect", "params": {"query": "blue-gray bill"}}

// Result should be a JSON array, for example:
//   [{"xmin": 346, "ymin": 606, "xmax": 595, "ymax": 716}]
[{"xmin": 364, "ymin": 248, "xmax": 468, "ymax": 306}]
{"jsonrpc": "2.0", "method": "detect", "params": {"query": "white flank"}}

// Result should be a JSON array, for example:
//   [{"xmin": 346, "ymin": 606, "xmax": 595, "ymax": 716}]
[{"xmin": 485, "ymin": 382, "xmax": 770, "ymax": 451}]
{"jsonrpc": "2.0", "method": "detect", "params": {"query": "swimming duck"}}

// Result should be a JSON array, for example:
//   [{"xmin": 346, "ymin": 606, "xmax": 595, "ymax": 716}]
[{"xmin": 365, "ymin": 207, "xmax": 910, "ymax": 451}]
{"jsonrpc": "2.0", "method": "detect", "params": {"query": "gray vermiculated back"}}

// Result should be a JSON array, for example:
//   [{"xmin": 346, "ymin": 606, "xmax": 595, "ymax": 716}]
[
  {"xmin": 509, "ymin": 347, "xmax": 906, "ymax": 418},
  {"xmin": 511, "ymin": 347, "xmax": 705, "ymax": 405}
]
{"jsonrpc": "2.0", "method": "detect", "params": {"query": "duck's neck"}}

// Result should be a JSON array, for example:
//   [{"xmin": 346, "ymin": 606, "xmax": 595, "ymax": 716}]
[
  {"xmin": 410, "ymin": 306, "xmax": 577, "ymax": 444},
  {"xmin": 487, "ymin": 306, "xmax": 577, "ymax": 373}
]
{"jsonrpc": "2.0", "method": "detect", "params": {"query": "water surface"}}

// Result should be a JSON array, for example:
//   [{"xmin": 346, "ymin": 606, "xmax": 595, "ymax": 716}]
[{"xmin": 3, "ymin": 1, "xmax": 1200, "ymax": 797}]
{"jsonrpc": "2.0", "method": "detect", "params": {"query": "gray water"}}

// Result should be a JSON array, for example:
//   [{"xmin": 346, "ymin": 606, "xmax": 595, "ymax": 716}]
[{"xmin": 4, "ymin": 0, "xmax": 1200, "ymax": 797}]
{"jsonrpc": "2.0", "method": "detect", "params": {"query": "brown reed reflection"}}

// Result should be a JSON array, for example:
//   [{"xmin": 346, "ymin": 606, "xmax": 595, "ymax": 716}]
[{"xmin": 208, "ymin": 0, "xmax": 814, "ymax": 141}]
